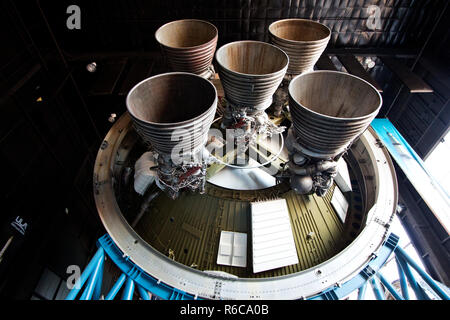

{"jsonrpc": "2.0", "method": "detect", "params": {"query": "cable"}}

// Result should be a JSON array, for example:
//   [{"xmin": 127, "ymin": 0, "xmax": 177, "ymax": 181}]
[{"xmin": 206, "ymin": 132, "xmax": 285, "ymax": 170}]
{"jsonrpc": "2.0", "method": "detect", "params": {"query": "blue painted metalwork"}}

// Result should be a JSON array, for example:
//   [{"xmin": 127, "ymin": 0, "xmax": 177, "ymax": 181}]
[
  {"xmin": 384, "ymin": 233, "xmax": 400, "ymax": 250},
  {"xmin": 122, "ymin": 277, "xmax": 135, "ymax": 300},
  {"xmin": 93, "ymin": 232, "xmax": 396, "ymax": 301},
  {"xmin": 309, "ymin": 233, "xmax": 399, "ymax": 300},
  {"xmin": 371, "ymin": 119, "xmax": 429, "ymax": 173},
  {"xmin": 65, "ymin": 231, "xmax": 450, "ymax": 300},
  {"xmin": 93, "ymin": 255, "xmax": 104, "ymax": 300},
  {"xmin": 370, "ymin": 276, "xmax": 385, "ymax": 300},
  {"xmin": 377, "ymin": 272, "xmax": 403, "ymax": 300},
  {"xmin": 137, "ymin": 285, "xmax": 151, "ymax": 300},
  {"xmin": 169, "ymin": 289, "xmax": 187, "ymax": 300},
  {"xmin": 357, "ymin": 283, "xmax": 367, "ymax": 300},
  {"xmin": 79, "ymin": 271, "xmax": 94, "ymax": 300},
  {"xmin": 65, "ymin": 247, "xmax": 104, "ymax": 300},
  {"xmin": 395, "ymin": 254, "xmax": 429, "ymax": 300},
  {"xmin": 395, "ymin": 246, "xmax": 450, "ymax": 300},
  {"xmin": 105, "ymin": 273, "xmax": 126, "ymax": 300},
  {"xmin": 80, "ymin": 250, "xmax": 104, "ymax": 300},
  {"xmin": 396, "ymin": 256, "xmax": 410, "ymax": 299},
  {"xmin": 96, "ymin": 234, "xmax": 198, "ymax": 300},
  {"xmin": 371, "ymin": 119, "xmax": 450, "ymax": 245},
  {"xmin": 321, "ymin": 290, "xmax": 339, "ymax": 300}
]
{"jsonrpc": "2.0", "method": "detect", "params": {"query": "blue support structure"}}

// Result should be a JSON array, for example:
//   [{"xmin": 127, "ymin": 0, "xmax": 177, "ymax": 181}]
[
  {"xmin": 370, "ymin": 276, "xmax": 385, "ymax": 300},
  {"xmin": 395, "ymin": 246, "xmax": 450, "ymax": 300},
  {"xmin": 377, "ymin": 272, "xmax": 403, "ymax": 300},
  {"xmin": 79, "ymin": 271, "xmax": 95, "ymax": 300},
  {"xmin": 371, "ymin": 118, "xmax": 450, "ymax": 301},
  {"xmin": 137, "ymin": 285, "xmax": 151, "ymax": 300},
  {"xmin": 64, "ymin": 232, "xmax": 450, "ymax": 300},
  {"xmin": 96, "ymin": 234, "xmax": 198, "ymax": 300},
  {"xmin": 105, "ymin": 273, "xmax": 127, "ymax": 300},
  {"xmin": 309, "ymin": 233, "xmax": 399, "ymax": 300},
  {"xmin": 357, "ymin": 283, "xmax": 367, "ymax": 300},
  {"xmin": 396, "ymin": 256, "xmax": 410, "ymax": 300},
  {"xmin": 65, "ymin": 247, "xmax": 104, "ymax": 300},
  {"xmin": 122, "ymin": 277, "xmax": 135, "ymax": 300},
  {"xmin": 93, "ymin": 255, "xmax": 104, "ymax": 300},
  {"xmin": 79, "ymin": 251, "xmax": 104, "ymax": 300},
  {"xmin": 395, "ymin": 253, "xmax": 429, "ymax": 300}
]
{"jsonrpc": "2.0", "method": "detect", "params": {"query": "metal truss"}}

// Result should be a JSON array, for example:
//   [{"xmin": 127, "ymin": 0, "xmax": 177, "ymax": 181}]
[{"xmin": 65, "ymin": 232, "xmax": 449, "ymax": 300}]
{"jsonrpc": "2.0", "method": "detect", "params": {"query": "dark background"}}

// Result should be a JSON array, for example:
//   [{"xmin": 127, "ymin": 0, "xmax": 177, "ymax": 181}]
[{"xmin": 0, "ymin": 0, "xmax": 448, "ymax": 299}]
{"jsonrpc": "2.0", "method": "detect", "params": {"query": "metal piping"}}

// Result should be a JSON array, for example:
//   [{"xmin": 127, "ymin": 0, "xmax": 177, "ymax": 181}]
[
  {"xmin": 288, "ymin": 160, "xmax": 337, "ymax": 176},
  {"xmin": 131, "ymin": 191, "xmax": 161, "ymax": 228}
]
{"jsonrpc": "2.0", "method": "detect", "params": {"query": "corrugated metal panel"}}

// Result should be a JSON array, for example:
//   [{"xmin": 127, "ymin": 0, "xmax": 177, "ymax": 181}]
[
  {"xmin": 134, "ymin": 183, "xmax": 348, "ymax": 278},
  {"xmin": 251, "ymin": 199, "xmax": 298, "ymax": 273}
]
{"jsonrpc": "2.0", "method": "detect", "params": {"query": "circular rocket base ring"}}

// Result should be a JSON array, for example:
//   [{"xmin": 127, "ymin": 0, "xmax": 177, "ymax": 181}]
[{"xmin": 93, "ymin": 112, "xmax": 397, "ymax": 299}]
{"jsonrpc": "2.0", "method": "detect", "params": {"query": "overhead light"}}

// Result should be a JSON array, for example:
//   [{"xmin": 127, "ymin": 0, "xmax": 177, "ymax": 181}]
[
  {"xmin": 86, "ymin": 62, "xmax": 97, "ymax": 73},
  {"xmin": 108, "ymin": 113, "xmax": 117, "ymax": 123},
  {"xmin": 364, "ymin": 57, "xmax": 376, "ymax": 69}
]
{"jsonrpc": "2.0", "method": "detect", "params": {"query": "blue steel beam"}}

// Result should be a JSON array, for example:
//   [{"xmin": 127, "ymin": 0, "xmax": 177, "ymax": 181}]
[
  {"xmin": 309, "ymin": 233, "xmax": 399, "ymax": 300},
  {"xmin": 122, "ymin": 277, "xmax": 135, "ymax": 300},
  {"xmin": 357, "ymin": 283, "xmax": 367, "ymax": 300},
  {"xmin": 92, "ymin": 232, "xmax": 448, "ymax": 301},
  {"xmin": 395, "ymin": 246, "xmax": 450, "ymax": 300},
  {"xmin": 395, "ymin": 254, "xmax": 429, "ymax": 300},
  {"xmin": 93, "ymin": 255, "xmax": 104, "ymax": 300},
  {"xmin": 80, "ymin": 249, "xmax": 105, "ymax": 300},
  {"xmin": 79, "ymin": 271, "xmax": 94, "ymax": 300},
  {"xmin": 105, "ymin": 273, "xmax": 127, "ymax": 300},
  {"xmin": 65, "ymin": 247, "xmax": 105, "ymax": 300},
  {"xmin": 370, "ymin": 277, "xmax": 385, "ymax": 300},
  {"xmin": 137, "ymin": 285, "xmax": 151, "ymax": 300},
  {"xmin": 396, "ymin": 256, "xmax": 410, "ymax": 299},
  {"xmin": 96, "ymin": 235, "xmax": 198, "ymax": 300},
  {"xmin": 377, "ymin": 272, "xmax": 404, "ymax": 300}
]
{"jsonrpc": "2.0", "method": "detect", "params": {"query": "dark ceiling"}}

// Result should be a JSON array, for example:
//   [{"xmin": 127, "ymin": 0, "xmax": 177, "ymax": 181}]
[{"xmin": 12, "ymin": 0, "xmax": 450, "ymax": 53}]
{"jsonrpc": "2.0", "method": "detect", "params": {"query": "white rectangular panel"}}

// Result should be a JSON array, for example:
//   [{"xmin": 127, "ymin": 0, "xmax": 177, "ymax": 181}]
[
  {"xmin": 331, "ymin": 186, "xmax": 349, "ymax": 223},
  {"xmin": 251, "ymin": 199, "xmax": 299, "ymax": 273},
  {"xmin": 335, "ymin": 157, "xmax": 353, "ymax": 192},
  {"xmin": 217, "ymin": 231, "xmax": 247, "ymax": 268}
]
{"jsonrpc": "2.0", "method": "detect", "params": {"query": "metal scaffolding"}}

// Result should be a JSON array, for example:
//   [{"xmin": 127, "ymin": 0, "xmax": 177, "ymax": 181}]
[{"xmin": 65, "ymin": 233, "xmax": 450, "ymax": 300}]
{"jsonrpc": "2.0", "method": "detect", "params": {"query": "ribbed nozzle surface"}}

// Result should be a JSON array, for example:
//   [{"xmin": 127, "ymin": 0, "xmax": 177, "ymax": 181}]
[
  {"xmin": 289, "ymin": 71, "xmax": 382, "ymax": 158},
  {"xmin": 269, "ymin": 19, "xmax": 331, "ymax": 75},
  {"xmin": 215, "ymin": 40, "xmax": 288, "ymax": 110},
  {"xmin": 126, "ymin": 72, "xmax": 217, "ymax": 155},
  {"xmin": 155, "ymin": 19, "xmax": 218, "ymax": 77}
]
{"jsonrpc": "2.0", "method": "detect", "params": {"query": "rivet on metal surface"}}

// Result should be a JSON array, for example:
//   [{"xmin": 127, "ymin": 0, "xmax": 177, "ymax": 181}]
[{"xmin": 213, "ymin": 281, "xmax": 222, "ymax": 299}]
